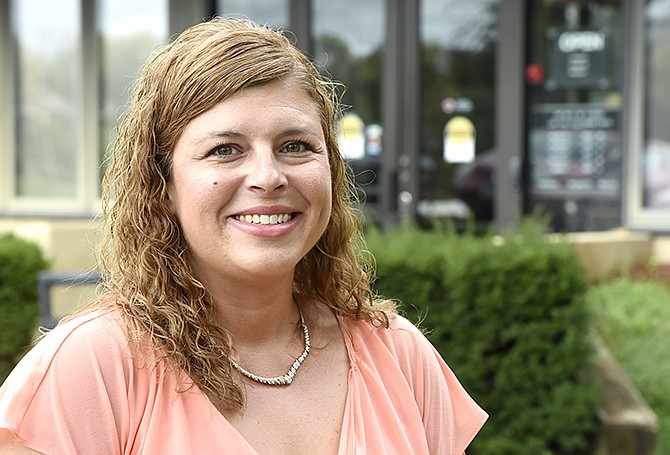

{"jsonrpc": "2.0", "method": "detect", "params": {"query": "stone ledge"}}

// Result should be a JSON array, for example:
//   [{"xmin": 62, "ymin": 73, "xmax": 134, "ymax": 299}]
[
  {"xmin": 554, "ymin": 230, "xmax": 654, "ymax": 282},
  {"xmin": 590, "ymin": 332, "xmax": 659, "ymax": 455}
]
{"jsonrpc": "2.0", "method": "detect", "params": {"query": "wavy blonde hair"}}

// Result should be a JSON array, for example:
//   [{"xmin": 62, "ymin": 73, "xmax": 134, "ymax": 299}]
[{"xmin": 98, "ymin": 17, "xmax": 394, "ymax": 411}]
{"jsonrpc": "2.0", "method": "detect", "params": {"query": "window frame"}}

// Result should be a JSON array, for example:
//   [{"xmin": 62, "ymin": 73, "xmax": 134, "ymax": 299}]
[
  {"xmin": 623, "ymin": 0, "xmax": 670, "ymax": 232},
  {"xmin": 0, "ymin": 0, "xmax": 97, "ymax": 217},
  {"xmin": 0, "ymin": 0, "xmax": 176, "ymax": 218},
  {"xmin": 0, "ymin": 0, "xmax": 15, "ymax": 213}
]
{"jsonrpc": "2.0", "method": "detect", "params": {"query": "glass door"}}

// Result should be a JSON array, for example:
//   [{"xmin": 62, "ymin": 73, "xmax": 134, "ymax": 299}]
[
  {"xmin": 525, "ymin": 0, "xmax": 624, "ymax": 231},
  {"xmin": 419, "ymin": 0, "xmax": 500, "ymax": 229}
]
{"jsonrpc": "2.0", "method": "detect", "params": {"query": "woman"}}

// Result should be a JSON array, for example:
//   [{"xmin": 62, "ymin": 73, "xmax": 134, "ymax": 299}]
[{"xmin": 0, "ymin": 18, "xmax": 486, "ymax": 454}]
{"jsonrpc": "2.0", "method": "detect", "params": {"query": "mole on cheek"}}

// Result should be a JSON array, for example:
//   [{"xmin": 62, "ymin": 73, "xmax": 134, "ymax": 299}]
[{"xmin": 212, "ymin": 181, "xmax": 218, "ymax": 185}]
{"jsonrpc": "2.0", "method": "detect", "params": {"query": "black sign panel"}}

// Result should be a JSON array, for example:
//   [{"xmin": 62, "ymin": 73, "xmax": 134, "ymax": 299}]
[
  {"xmin": 529, "ymin": 104, "xmax": 621, "ymax": 197},
  {"xmin": 545, "ymin": 28, "xmax": 610, "ymax": 90}
]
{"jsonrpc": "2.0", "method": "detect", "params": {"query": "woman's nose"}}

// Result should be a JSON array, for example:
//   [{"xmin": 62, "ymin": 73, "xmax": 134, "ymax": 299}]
[{"xmin": 246, "ymin": 149, "xmax": 288, "ymax": 193}]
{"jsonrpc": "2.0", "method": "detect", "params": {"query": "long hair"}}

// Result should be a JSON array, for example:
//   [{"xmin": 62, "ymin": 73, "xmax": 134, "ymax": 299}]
[{"xmin": 98, "ymin": 17, "xmax": 394, "ymax": 411}]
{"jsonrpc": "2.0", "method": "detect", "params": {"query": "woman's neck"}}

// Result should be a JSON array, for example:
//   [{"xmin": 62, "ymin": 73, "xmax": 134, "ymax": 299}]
[{"xmin": 206, "ymin": 274, "xmax": 301, "ymax": 346}]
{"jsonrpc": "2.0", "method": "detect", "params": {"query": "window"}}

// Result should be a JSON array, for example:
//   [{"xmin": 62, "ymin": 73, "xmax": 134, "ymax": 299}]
[
  {"xmin": 217, "ymin": 0, "xmax": 289, "ymax": 29},
  {"xmin": 14, "ymin": 0, "xmax": 81, "ymax": 199},
  {"xmin": 625, "ymin": 0, "xmax": 670, "ymax": 230},
  {"xmin": 641, "ymin": 2, "xmax": 670, "ymax": 209},
  {"xmin": 99, "ymin": 0, "xmax": 168, "ymax": 187},
  {"xmin": 0, "ymin": 0, "xmax": 167, "ymax": 215},
  {"xmin": 312, "ymin": 0, "xmax": 385, "ymax": 210},
  {"xmin": 419, "ymin": 0, "xmax": 499, "ymax": 224},
  {"xmin": 525, "ymin": 0, "xmax": 624, "ymax": 232}
]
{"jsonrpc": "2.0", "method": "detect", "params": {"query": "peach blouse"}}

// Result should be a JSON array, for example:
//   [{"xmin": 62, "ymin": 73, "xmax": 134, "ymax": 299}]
[{"xmin": 0, "ymin": 309, "xmax": 486, "ymax": 454}]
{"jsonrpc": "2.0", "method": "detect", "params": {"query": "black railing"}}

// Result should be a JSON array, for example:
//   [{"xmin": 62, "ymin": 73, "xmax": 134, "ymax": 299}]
[{"xmin": 37, "ymin": 270, "xmax": 101, "ymax": 329}]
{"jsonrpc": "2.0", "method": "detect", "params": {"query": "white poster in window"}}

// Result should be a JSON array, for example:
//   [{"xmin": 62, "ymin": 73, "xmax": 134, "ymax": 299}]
[
  {"xmin": 443, "ymin": 116, "xmax": 476, "ymax": 163},
  {"xmin": 365, "ymin": 124, "xmax": 383, "ymax": 156},
  {"xmin": 337, "ymin": 113, "xmax": 365, "ymax": 160}
]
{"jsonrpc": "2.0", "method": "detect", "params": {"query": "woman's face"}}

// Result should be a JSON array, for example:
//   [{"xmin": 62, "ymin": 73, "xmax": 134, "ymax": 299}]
[{"xmin": 167, "ymin": 79, "xmax": 332, "ymax": 286}]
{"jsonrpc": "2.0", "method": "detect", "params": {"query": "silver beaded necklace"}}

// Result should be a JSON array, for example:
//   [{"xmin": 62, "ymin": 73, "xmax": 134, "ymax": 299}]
[{"xmin": 228, "ymin": 311, "xmax": 310, "ymax": 386}]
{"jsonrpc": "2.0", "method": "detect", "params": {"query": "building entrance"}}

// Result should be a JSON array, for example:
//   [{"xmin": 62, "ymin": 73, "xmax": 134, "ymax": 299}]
[{"xmin": 525, "ymin": 0, "xmax": 624, "ymax": 231}]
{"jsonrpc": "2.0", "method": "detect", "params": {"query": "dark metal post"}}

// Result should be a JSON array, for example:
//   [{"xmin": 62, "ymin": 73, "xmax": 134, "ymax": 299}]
[
  {"xmin": 382, "ymin": 0, "xmax": 420, "ymax": 225},
  {"xmin": 290, "ymin": 0, "xmax": 312, "ymax": 53},
  {"xmin": 495, "ymin": 0, "xmax": 526, "ymax": 230}
]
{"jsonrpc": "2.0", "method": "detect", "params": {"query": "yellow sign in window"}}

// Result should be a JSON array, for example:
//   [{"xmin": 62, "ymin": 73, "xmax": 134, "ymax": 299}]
[{"xmin": 443, "ymin": 116, "xmax": 476, "ymax": 163}]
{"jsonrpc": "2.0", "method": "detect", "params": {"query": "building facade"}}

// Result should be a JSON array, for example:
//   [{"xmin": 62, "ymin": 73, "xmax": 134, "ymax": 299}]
[{"xmin": 0, "ymin": 0, "xmax": 668, "ymax": 249}]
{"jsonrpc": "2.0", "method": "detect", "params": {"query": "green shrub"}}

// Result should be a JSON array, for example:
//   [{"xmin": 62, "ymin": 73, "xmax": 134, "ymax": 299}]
[
  {"xmin": 366, "ymin": 220, "xmax": 600, "ymax": 454},
  {"xmin": 0, "ymin": 234, "xmax": 49, "ymax": 381}
]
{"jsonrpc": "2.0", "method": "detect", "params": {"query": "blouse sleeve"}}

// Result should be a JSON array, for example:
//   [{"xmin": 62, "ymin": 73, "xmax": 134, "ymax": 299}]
[
  {"xmin": 390, "ymin": 316, "xmax": 488, "ymax": 454},
  {"xmin": 0, "ymin": 311, "xmax": 134, "ymax": 454}
]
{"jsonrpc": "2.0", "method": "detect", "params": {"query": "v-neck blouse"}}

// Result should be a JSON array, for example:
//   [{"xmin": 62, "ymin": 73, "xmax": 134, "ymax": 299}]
[{"xmin": 0, "ymin": 308, "xmax": 487, "ymax": 454}]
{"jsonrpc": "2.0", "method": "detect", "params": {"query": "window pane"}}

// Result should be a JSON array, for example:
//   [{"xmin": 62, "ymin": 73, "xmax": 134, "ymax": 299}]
[
  {"xmin": 313, "ymin": 0, "xmax": 383, "ymax": 126},
  {"xmin": 420, "ymin": 0, "xmax": 499, "ymax": 223},
  {"xmin": 99, "ymin": 0, "xmax": 168, "ymax": 185},
  {"xmin": 644, "ymin": 0, "xmax": 670, "ymax": 209},
  {"xmin": 525, "ymin": 1, "xmax": 624, "ymax": 231},
  {"xmin": 217, "ymin": 0, "xmax": 289, "ymax": 29},
  {"xmin": 13, "ymin": 0, "xmax": 80, "ymax": 198},
  {"xmin": 313, "ymin": 0, "xmax": 384, "ymax": 207}
]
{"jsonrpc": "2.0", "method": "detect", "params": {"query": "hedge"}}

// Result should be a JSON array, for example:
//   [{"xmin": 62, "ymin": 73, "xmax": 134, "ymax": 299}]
[
  {"xmin": 366, "ymin": 220, "xmax": 600, "ymax": 454},
  {"xmin": 0, "ymin": 234, "xmax": 49, "ymax": 381}
]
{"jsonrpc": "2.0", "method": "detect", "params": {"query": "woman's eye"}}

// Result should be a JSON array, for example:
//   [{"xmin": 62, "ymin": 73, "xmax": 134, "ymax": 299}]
[
  {"xmin": 282, "ymin": 142, "xmax": 310, "ymax": 154},
  {"xmin": 210, "ymin": 144, "xmax": 238, "ymax": 158}
]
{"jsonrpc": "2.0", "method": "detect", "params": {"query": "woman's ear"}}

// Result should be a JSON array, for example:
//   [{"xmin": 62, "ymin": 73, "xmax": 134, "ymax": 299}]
[{"xmin": 165, "ymin": 177, "xmax": 177, "ymax": 215}]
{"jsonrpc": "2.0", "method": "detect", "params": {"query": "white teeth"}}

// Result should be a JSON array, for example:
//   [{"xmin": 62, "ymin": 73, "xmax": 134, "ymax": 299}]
[{"xmin": 236, "ymin": 213, "xmax": 293, "ymax": 225}]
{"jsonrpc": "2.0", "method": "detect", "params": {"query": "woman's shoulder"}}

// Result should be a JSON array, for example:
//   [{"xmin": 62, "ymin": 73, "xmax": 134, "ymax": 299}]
[
  {"xmin": 39, "ymin": 307, "xmax": 128, "ymax": 359},
  {"xmin": 341, "ymin": 312, "xmax": 437, "ymax": 369},
  {"xmin": 0, "ymin": 308, "xmax": 153, "ymax": 454},
  {"xmin": 344, "ymin": 313, "xmax": 426, "ymax": 344},
  {"xmin": 3, "ymin": 307, "xmax": 132, "ymax": 392}
]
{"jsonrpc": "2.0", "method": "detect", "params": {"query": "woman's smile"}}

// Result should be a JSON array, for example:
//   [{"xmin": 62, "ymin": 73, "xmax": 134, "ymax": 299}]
[
  {"xmin": 233, "ymin": 213, "xmax": 294, "ymax": 225},
  {"xmin": 229, "ymin": 206, "xmax": 302, "ymax": 239}
]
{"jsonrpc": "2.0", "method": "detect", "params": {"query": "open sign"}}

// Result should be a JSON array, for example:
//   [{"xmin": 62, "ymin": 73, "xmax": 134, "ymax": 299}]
[
  {"xmin": 545, "ymin": 28, "xmax": 610, "ymax": 90},
  {"xmin": 557, "ymin": 31, "xmax": 605, "ymax": 53}
]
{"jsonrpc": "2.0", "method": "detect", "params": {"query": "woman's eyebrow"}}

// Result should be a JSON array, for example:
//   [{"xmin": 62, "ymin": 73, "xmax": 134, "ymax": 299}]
[
  {"xmin": 277, "ymin": 127, "xmax": 323, "ymax": 139},
  {"xmin": 194, "ymin": 130, "xmax": 245, "ymax": 145},
  {"xmin": 194, "ymin": 127, "xmax": 323, "ymax": 146}
]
